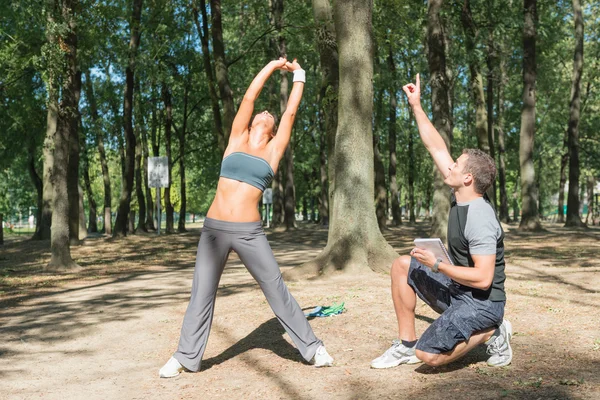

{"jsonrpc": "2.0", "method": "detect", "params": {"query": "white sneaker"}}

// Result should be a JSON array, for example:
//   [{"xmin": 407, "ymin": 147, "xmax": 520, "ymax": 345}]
[
  {"xmin": 371, "ymin": 340, "xmax": 421, "ymax": 369},
  {"xmin": 311, "ymin": 345, "xmax": 334, "ymax": 367},
  {"xmin": 159, "ymin": 356, "xmax": 186, "ymax": 378}
]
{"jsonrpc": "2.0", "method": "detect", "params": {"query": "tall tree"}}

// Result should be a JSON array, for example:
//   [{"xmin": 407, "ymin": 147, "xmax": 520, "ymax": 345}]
[
  {"xmin": 374, "ymin": 87, "xmax": 388, "ymax": 232},
  {"xmin": 271, "ymin": 0, "xmax": 297, "ymax": 230},
  {"xmin": 387, "ymin": 41, "xmax": 401, "ymax": 226},
  {"xmin": 312, "ymin": 0, "xmax": 339, "ymax": 227},
  {"xmin": 293, "ymin": 0, "xmax": 396, "ymax": 276},
  {"xmin": 83, "ymin": 72, "xmax": 112, "ymax": 234},
  {"xmin": 81, "ymin": 135, "xmax": 98, "ymax": 233},
  {"xmin": 178, "ymin": 76, "xmax": 190, "ymax": 233},
  {"xmin": 114, "ymin": 0, "xmax": 143, "ymax": 237},
  {"xmin": 460, "ymin": 0, "xmax": 490, "ymax": 154},
  {"xmin": 36, "ymin": 0, "xmax": 60, "ymax": 241},
  {"xmin": 427, "ymin": 0, "xmax": 453, "ymax": 241},
  {"xmin": 519, "ymin": 0, "xmax": 541, "ymax": 231},
  {"xmin": 497, "ymin": 49, "xmax": 510, "ymax": 223},
  {"xmin": 47, "ymin": 0, "xmax": 79, "ymax": 270},
  {"xmin": 193, "ymin": 0, "xmax": 225, "ymax": 152},
  {"xmin": 134, "ymin": 79, "xmax": 147, "ymax": 232},
  {"xmin": 162, "ymin": 84, "xmax": 174, "ymax": 233},
  {"xmin": 565, "ymin": 0, "xmax": 585, "ymax": 227},
  {"xmin": 210, "ymin": 0, "xmax": 235, "ymax": 143},
  {"xmin": 67, "ymin": 71, "xmax": 82, "ymax": 244}
]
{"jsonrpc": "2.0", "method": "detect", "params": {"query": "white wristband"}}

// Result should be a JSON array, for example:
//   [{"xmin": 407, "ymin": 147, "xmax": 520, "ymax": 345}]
[{"xmin": 293, "ymin": 69, "xmax": 306, "ymax": 83}]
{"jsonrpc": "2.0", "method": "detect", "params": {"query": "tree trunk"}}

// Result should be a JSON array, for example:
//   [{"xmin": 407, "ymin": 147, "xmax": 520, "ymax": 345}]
[
  {"xmin": 114, "ymin": 0, "xmax": 143, "ymax": 237},
  {"xmin": 0, "ymin": 214, "xmax": 3, "ymax": 245},
  {"xmin": 518, "ymin": 0, "xmax": 541, "ymax": 231},
  {"xmin": 373, "ymin": 89, "xmax": 387, "ymax": 232},
  {"xmin": 408, "ymin": 119, "xmax": 416, "ymax": 223},
  {"xmin": 143, "ymin": 103, "xmax": 155, "ymax": 230},
  {"xmin": 81, "ymin": 137, "xmax": 98, "ymax": 233},
  {"xmin": 84, "ymin": 72, "xmax": 112, "ymax": 234},
  {"xmin": 269, "ymin": 0, "xmax": 296, "ymax": 230},
  {"xmin": 48, "ymin": 0, "xmax": 79, "ymax": 269},
  {"xmin": 162, "ymin": 84, "xmax": 174, "ymax": 233},
  {"xmin": 486, "ymin": 0, "xmax": 497, "ymax": 208},
  {"xmin": 193, "ymin": 0, "xmax": 225, "ymax": 153},
  {"xmin": 291, "ymin": 0, "xmax": 396, "ymax": 278},
  {"xmin": 27, "ymin": 143, "xmax": 44, "ymax": 238},
  {"xmin": 387, "ymin": 41, "xmax": 401, "ymax": 226},
  {"xmin": 427, "ymin": 0, "xmax": 453, "ymax": 241},
  {"xmin": 134, "ymin": 116, "xmax": 147, "ymax": 233},
  {"xmin": 37, "ymin": 1, "xmax": 59, "ymax": 241},
  {"xmin": 565, "ymin": 0, "xmax": 585, "ymax": 227},
  {"xmin": 67, "ymin": 71, "xmax": 82, "ymax": 245},
  {"xmin": 585, "ymin": 175, "xmax": 594, "ymax": 225},
  {"xmin": 313, "ymin": 0, "xmax": 339, "ymax": 228},
  {"xmin": 210, "ymin": 0, "xmax": 235, "ymax": 144},
  {"xmin": 461, "ymin": 0, "xmax": 489, "ymax": 154},
  {"xmin": 178, "ymin": 82, "xmax": 189, "ymax": 233},
  {"xmin": 497, "ymin": 52, "xmax": 510, "ymax": 223}
]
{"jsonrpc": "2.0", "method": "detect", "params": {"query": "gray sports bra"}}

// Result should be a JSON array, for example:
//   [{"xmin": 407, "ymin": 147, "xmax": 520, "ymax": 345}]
[{"xmin": 219, "ymin": 152, "xmax": 274, "ymax": 192}]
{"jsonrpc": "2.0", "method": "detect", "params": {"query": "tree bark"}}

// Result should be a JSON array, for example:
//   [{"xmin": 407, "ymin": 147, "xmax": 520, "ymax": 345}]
[
  {"xmin": 565, "ymin": 0, "xmax": 585, "ymax": 227},
  {"xmin": 518, "ymin": 0, "xmax": 541, "ymax": 231},
  {"xmin": 67, "ymin": 70, "xmax": 82, "ymax": 245},
  {"xmin": 114, "ymin": 0, "xmax": 143, "ymax": 237},
  {"xmin": 387, "ymin": 41, "xmax": 401, "ymax": 226},
  {"xmin": 291, "ymin": 0, "xmax": 396, "ymax": 278},
  {"xmin": 427, "ymin": 0, "xmax": 453, "ymax": 241},
  {"xmin": 81, "ymin": 135, "xmax": 98, "ymax": 233},
  {"xmin": 585, "ymin": 175, "xmax": 594, "ymax": 225},
  {"xmin": 84, "ymin": 72, "xmax": 112, "ymax": 234},
  {"xmin": 374, "ymin": 88, "xmax": 387, "ymax": 232},
  {"xmin": 408, "ymin": 118, "xmax": 416, "ymax": 223},
  {"xmin": 193, "ymin": 0, "xmax": 225, "ymax": 153},
  {"xmin": 461, "ymin": 0, "xmax": 489, "ymax": 154},
  {"xmin": 210, "ymin": 0, "xmax": 235, "ymax": 144},
  {"xmin": 27, "ymin": 143, "xmax": 44, "ymax": 238},
  {"xmin": 497, "ymin": 51, "xmax": 510, "ymax": 223},
  {"xmin": 162, "ymin": 84, "xmax": 174, "ymax": 233},
  {"xmin": 37, "ymin": 0, "xmax": 59, "ymax": 241},
  {"xmin": 486, "ymin": 0, "xmax": 497, "ymax": 208},
  {"xmin": 313, "ymin": 0, "xmax": 339, "ymax": 228},
  {"xmin": 134, "ymin": 88, "xmax": 147, "ymax": 233},
  {"xmin": 143, "ymin": 101, "xmax": 155, "ymax": 230},
  {"xmin": 48, "ymin": 0, "xmax": 79, "ymax": 269},
  {"xmin": 178, "ymin": 81, "xmax": 189, "ymax": 233},
  {"xmin": 270, "ymin": 0, "xmax": 296, "ymax": 230}
]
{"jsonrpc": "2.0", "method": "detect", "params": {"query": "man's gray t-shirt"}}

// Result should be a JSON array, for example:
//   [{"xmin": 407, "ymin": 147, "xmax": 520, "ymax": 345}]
[{"xmin": 447, "ymin": 196, "xmax": 506, "ymax": 301}]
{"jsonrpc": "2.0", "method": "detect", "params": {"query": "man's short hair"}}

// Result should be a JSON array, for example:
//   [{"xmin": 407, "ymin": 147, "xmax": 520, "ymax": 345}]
[{"xmin": 461, "ymin": 148, "xmax": 496, "ymax": 194}]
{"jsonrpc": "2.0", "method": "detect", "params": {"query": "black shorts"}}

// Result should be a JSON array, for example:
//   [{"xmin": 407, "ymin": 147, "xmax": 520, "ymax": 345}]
[{"xmin": 407, "ymin": 258, "xmax": 505, "ymax": 354}]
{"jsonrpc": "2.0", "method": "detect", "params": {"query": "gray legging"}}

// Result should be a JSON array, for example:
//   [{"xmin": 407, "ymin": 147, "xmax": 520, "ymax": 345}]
[{"xmin": 173, "ymin": 217, "xmax": 323, "ymax": 371}]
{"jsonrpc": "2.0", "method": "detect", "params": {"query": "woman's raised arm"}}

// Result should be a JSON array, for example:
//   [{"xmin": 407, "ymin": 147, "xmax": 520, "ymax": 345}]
[
  {"xmin": 270, "ymin": 59, "xmax": 305, "ymax": 157},
  {"xmin": 229, "ymin": 58, "xmax": 288, "ymax": 141}
]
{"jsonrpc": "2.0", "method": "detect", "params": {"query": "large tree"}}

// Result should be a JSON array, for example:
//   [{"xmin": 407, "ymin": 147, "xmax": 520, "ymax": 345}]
[
  {"xmin": 290, "ymin": 0, "xmax": 396, "ymax": 277},
  {"xmin": 427, "ymin": 0, "xmax": 453, "ymax": 241},
  {"xmin": 47, "ymin": 0, "xmax": 79, "ymax": 270},
  {"xmin": 312, "ymin": 0, "xmax": 339, "ymax": 228},
  {"xmin": 113, "ymin": 0, "xmax": 143, "ymax": 237},
  {"xmin": 564, "ymin": 0, "xmax": 585, "ymax": 227},
  {"xmin": 518, "ymin": 0, "xmax": 541, "ymax": 231}
]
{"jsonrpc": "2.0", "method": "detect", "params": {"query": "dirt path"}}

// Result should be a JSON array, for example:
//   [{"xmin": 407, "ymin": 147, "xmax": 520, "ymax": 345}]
[{"xmin": 1, "ymin": 222, "xmax": 599, "ymax": 399}]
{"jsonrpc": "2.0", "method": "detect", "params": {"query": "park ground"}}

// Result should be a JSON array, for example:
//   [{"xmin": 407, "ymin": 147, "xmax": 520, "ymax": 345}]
[{"xmin": 0, "ymin": 221, "xmax": 599, "ymax": 400}]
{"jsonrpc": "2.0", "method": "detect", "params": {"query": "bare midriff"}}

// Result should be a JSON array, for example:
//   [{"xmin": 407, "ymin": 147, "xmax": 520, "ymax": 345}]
[{"xmin": 206, "ymin": 177, "xmax": 264, "ymax": 222}]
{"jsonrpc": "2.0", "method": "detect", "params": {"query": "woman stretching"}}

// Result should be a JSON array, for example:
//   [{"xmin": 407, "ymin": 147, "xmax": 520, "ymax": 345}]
[{"xmin": 159, "ymin": 58, "xmax": 333, "ymax": 378}]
